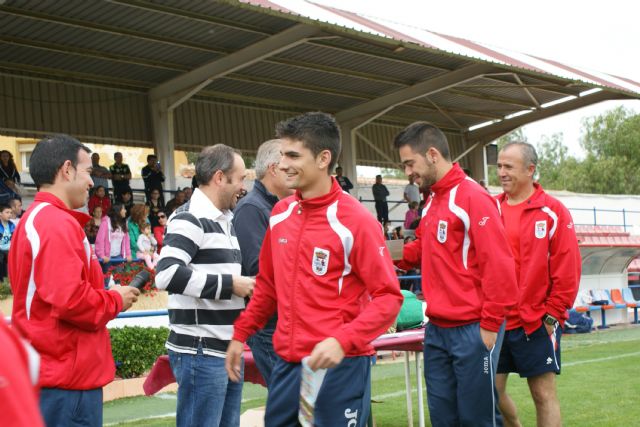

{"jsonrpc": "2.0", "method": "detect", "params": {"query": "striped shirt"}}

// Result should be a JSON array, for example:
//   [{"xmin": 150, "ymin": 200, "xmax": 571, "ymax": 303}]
[{"xmin": 155, "ymin": 188, "xmax": 244, "ymax": 357}]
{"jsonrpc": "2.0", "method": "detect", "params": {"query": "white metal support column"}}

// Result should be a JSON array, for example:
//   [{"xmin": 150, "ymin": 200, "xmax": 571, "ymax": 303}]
[
  {"xmin": 150, "ymin": 99, "xmax": 176, "ymax": 193},
  {"xmin": 339, "ymin": 123, "xmax": 358, "ymax": 196}
]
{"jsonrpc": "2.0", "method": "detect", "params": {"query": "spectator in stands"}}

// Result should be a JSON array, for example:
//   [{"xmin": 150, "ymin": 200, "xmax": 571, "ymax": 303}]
[
  {"xmin": 403, "ymin": 175, "xmax": 420, "ymax": 204},
  {"xmin": 0, "ymin": 150, "xmax": 20, "ymax": 185},
  {"xmin": 0, "ymin": 179, "xmax": 20, "ymax": 205},
  {"xmin": 84, "ymin": 205, "xmax": 102, "ymax": 245},
  {"xmin": 404, "ymin": 201, "xmax": 420, "ymax": 230},
  {"xmin": 383, "ymin": 220, "xmax": 398, "ymax": 240},
  {"xmin": 495, "ymin": 141, "xmax": 581, "ymax": 427},
  {"xmin": 334, "ymin": 166, "xmax": 354, "ymax": 193},
  {"xmin": 110, "ymin": 152, "xmax": 132, "ymax": 202},
  {"xmin": 136, "ymin": 223, "xmax": 159, "ymax": 269},
  {"xmin": 90, "ymin": 153, "xmax": 111, "ymax": 196},
  {"xmin": 153, "ymin": 209, "xmax": 167, "ymax": 253},
  {"xmin": 8, "ymin": 135, "xmax": 139, "ymax": 427},
  {"xmin": 183, "ymin": 186, "xmax": 193, "ymax": 202},
  {"xmin": 121, "ymin": 188, "xmax": 134, "ymax": 217},
  {"xmin": 479, "ymin": 179, "xmax": 490, "ymax": 193},
  {"xmin": 155, "ymin": 144, "xmax": 255, "ymax": 427},
  {"xmin": 127, "ymin": 203, "xmax": 147, "ymax": 256},
  {"xmin": 95, "ymin": 204, "xmax": 131, "ymax": 264},
  {"xmin": 227, "ymin": 112, "xmax": 402, "ymax": 426},
  {"xmin": 165, "ymin": 189, "xmax": 186, "ymax": 214},
  {"xmin": 394, "ymin": 122, "xmax": 517, "ymax": 427},
  {"xmin": 372, "ymin": 174, "xmax": 390, "ymax": 223},
  {"xmin": 0, "ymin": 203, "xmax": 15, "ymax": 280},
  {"xmin": 9, "ymin": 198, "xmax": 23, "ymax": 225},
  {"xmin": 88, "ymin": 185, "xmax": 110, "ymax": 217},
  {"xmin": 232, "ymin": 138, "xmax": 293, "ymax": 388},
  {"xmin": 146, "ymin": 188, "xmax": 165, "ymax": 228},
  {"xmin": 141, "ymin": 154, "xmax": 165, "ymax": 203}
]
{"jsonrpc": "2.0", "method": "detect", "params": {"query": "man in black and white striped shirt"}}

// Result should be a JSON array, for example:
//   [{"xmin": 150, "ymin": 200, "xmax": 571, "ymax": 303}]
[{"xmin": 156, "ymin": 144, "xmax": 255, "ymax": 427}]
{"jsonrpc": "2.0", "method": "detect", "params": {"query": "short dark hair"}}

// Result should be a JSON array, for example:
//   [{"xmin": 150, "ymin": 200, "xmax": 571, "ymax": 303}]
[
  {"xmin": 195, "ymin": 144, "xmax": 239, "ymax": 186},
  {"xmin": 393, "ymin": 122, "xmax": 451, "ymax": 161},
  {"xmin": 30, "ymin": 134, "xmax": 91, "ymax": 188},
  {"xmin": 0, "ymin": 203, "xmax": 11, "ymax": 212},
  {"xmin": 147, "ymin": 154, "xmax": 157, "ymax": 161},
  {"xmin": 275, "ymin": 112, "xmax": 341, "ymax": 173}
]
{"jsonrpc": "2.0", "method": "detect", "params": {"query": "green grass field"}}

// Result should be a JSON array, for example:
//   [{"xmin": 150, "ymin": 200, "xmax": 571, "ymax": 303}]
[{"xmin": 104, "ymin": 325, "xmax": 640, "ymax": 426}]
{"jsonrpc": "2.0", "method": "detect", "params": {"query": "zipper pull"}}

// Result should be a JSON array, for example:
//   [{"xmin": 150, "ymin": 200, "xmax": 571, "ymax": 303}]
[{"xmin": 297, "ymin": 203, "xmax": 302, "ymax": 214}]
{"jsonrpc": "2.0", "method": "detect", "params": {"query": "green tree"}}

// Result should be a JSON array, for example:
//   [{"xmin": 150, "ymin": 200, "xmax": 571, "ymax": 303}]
[{"xmin": 381, "ymin": 167, "xmax": 406, "ymax": 180}]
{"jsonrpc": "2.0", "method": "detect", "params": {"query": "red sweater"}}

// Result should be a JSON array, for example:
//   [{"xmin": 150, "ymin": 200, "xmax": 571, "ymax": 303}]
[
  {"xmin": 9, "ymin": 192, "xmax": 123, "ymax": 389},
  {"xmin": 401, "ymin": 164, "xmax": 518, "ymax": 332},
  {"xmin": 233, "ymin": 178, "xmax": 403, "ymax": 362},
  {"xmin": 88, "ymin": 194, "xmax": 111, "ymax": 216},
  {"xmin": 497, "ymin": 184, "xmax": 581, "ymax": 334}
]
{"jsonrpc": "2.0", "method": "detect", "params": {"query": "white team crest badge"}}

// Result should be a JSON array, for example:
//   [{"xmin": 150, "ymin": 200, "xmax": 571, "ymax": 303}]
[
  {"xmin": 312, "ymin": 247, "xmax": 330, "ymax": 276},
  {"xmin": 437, "ymin": 220, "xmax": 448, "ymax": 243},
  {"xmin": 535, "ymin": 220, "xmax": 547, "ymax": 239}
]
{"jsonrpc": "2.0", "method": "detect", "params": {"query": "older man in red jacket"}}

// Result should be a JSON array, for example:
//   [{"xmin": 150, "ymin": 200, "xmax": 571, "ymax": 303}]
[
  {"xmin": 495, "ymin": 141, "xmax": 581, "ymax": 427},
  {"xmin": 10, "ymin": 135, "xmax": 139, "ymax": 427}
]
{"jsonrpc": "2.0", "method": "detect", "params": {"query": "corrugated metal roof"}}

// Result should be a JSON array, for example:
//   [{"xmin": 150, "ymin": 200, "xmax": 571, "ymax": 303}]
[{"xmin": 0, "ymin": 0, "xmax": 638, "ymax": 168}]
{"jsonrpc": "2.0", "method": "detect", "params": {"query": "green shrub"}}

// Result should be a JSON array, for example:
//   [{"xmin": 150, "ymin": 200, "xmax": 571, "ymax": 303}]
[
  {"xmin": 110, "ymin": 326, "xmax": 169, "ymax": 379},
  {"xmin": 0, "ymin": 278, "xmax": 12, "ymax": 300}
]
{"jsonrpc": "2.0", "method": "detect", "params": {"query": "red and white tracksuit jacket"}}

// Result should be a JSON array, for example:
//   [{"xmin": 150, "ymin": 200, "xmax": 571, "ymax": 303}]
[
  {"xmin": 9, "ymin": 192, "xmax": 123, "ymax": 389},
  {"xmin": 233, "ymin": 178, "xmax": 403, "ymax": 362},
  {"xmin": 497, "ymin": 184, "xmax": 581, "ymax": 334},
  {"xmin": 400, "ymin": 164, "xmax": 518, "ymax": 332}
]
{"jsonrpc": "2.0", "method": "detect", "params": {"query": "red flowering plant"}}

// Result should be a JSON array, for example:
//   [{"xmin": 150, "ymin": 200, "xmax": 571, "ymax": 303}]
[{"xmin": 105, "ymin": 262, "xmax": 158, "ymax": 296}]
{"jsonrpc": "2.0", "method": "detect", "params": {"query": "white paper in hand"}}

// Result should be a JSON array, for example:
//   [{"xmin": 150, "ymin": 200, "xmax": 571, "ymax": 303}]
[{"xmin": 298, "ymin": 356, "xmax": 328, "ymax": 427}]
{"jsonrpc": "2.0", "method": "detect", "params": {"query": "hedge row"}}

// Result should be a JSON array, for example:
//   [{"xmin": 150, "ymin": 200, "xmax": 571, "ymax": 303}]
[{"xmin": 110, "ymin": 326, "xmax": 169, "ymax": 379}]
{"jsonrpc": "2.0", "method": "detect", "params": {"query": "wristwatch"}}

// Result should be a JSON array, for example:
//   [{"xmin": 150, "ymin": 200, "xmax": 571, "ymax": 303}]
[{"xmin": 543, "ymin": 314, "xmax": 559, "ymax": 327}]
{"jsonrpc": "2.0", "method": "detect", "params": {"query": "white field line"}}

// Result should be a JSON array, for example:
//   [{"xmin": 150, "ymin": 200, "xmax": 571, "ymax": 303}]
[
  {"xmin": 562, "ymin": 351, "xmax": 640, "ymax": 367},
  {"xmin": 104, "ymin": 413, "xmax": 176, "ymax": 426}
]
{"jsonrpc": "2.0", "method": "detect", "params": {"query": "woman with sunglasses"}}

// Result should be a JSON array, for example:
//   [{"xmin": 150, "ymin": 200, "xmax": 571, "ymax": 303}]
[{"xmin": 153, "ymin": 209, "xmax": 168, "ymax": 253}]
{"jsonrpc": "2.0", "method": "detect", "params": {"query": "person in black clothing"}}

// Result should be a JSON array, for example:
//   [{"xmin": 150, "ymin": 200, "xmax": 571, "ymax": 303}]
[
  {"xmin": 146, "ymin": 188, "xmax": 165, "ymax": 228},
  {"xmin": 141, "ymin": 154, "xmax": 165, "ymax": 202},
  {"xmin": 372, "ymin": 174, "xmax": 390, "ymax": 223},
  {"xmin": 0, "ymin": 150, "xmax": 20, "ymax": 184},
  {"xmin": 232, "ymin": 139, "xmax": 293, "ymax": 388},
  {"xmin": 334, "ymin": 166, "xmax": 354, "ymax": 193},
  {"xmin": 109, "ymin": 152, "xmax": 132, "ymax": 202}
]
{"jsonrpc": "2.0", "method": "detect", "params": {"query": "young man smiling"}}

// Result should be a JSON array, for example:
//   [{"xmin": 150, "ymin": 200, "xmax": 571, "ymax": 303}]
[
  {"xmin": 226, "ymin": 112, "xmax": 402, "ymax": 427},
  {"xmin": 394, "ymin": 122, "xmax": 518, "ymax": 427}
]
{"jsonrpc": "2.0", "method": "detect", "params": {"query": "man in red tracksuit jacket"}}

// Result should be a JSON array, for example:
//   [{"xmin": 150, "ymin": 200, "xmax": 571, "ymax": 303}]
[
  {"xmin": 394, "ymin": 122, "xmax": 518, "ymax": 427},
  {"xmin": 226, "ymin": 112, "xmax": 402, "ymax": 427},
  {"xmin": 10, "ymin": 135, "xmax": 139, "ymax": 427},
  {"xmin": 495, "ymin": 142, "xmax": 580, "ymax": 427}
]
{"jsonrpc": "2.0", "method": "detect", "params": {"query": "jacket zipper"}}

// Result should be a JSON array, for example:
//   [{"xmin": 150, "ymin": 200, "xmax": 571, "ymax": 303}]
[{"xmin": 289, "ymin": 203, "xmax": 304, "ymax": 359}]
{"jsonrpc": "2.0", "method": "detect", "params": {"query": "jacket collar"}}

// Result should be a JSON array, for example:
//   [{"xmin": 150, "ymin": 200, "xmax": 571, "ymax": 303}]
[
  {"xmin": 431, "ymin": 163, "xmax": 467, "ymax": 195},
  {"xmin": 497, "ymin": 182, "xmax": 546, "ymax": 209},
  {"xmin": 34, "ymin": 191, "xmax": 91, "ymax": 226},
  {"xmin": 293, "ymin": 177, "xmax": 342, "ymax": 210},
  {"xmin": 253, "ymin": 180, "xmax": 279, "ymax": 206}
]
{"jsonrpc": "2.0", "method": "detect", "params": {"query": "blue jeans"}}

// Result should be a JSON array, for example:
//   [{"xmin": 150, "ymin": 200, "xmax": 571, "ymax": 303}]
[
  {"xmin": 40, "ymin": 387, "xmax": 102, "ymax": 427},
  {"xmin": 247, "ymin": 326, "xmax": 278, "ymax": 388},
  {"xmin": 169, "ymin": 344, "xmax": 244, "ymax": 427}
]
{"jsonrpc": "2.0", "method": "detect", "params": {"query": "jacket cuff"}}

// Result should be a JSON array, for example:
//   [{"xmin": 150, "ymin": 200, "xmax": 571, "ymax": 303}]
[
  {"xmin": 108, "ymin": 289, "xmax": 124, "ymax": 315},
  {"xmin": 479, "ymin": 317, "xmax": 502, "ymax": 333},
  {"xmin": 219, "ymin": 275, "xmax": 233, "ymax": 300},
  {"xmin": 332, "ymin": 330, "xmax": 353, "ymax": 354},
  {"xmin": 232, "ymin": 329, "xmax": 249, "ymax": 344}
]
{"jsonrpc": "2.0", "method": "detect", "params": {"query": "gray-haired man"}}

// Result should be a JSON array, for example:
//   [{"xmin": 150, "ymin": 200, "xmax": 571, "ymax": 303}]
[{"xmin": 233, "ymin": 139, "xmax": 293, "ymax": 387}]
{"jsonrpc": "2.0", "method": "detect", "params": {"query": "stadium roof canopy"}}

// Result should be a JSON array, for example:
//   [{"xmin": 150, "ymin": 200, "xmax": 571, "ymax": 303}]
[{"xmin": 2, "ymin": 0, "xmax": 639, "ymax": 188}]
